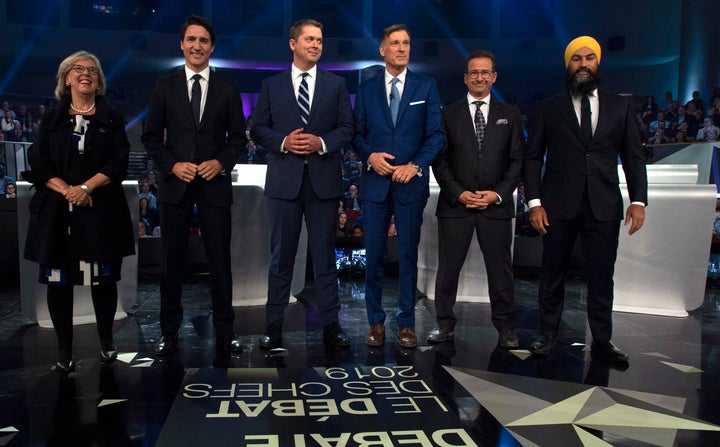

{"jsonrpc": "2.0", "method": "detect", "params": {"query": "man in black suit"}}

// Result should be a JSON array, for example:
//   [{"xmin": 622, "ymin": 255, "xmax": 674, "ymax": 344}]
[
  {"xmin": 251, "ymin": 19, "xmax": 354, "ymax": 349},
  {"xmin": 523, "ymin": 36, "xmax": 648, "ymax": 362},
  {"xmin": 429, "ymin": 50, "xmax": 524, "ymax": 348},
  {"xmin": 142, "ymin": 15, "xmax": 246, "ymax": 355}
]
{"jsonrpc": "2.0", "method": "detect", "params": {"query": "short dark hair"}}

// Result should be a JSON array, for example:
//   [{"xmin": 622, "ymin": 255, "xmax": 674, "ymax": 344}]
[
  {"xmin": 381, "ymin": 24, "xmax": 410, "ymax": 44},
  {"xmin": 466, "ymin": 50, "xmax": 496, "ymax": 71},
  {"xmin": 181, "ymin": 15, "xmax": 215, "ymax": 46},
  {"xmin": 290, "ymin": 19, "xmax": 323, "ymax": 41}
]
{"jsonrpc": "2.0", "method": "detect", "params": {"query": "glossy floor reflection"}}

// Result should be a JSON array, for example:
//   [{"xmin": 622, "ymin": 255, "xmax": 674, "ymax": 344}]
[{"xmin": 1, "ymin": 271, "xmax": 720, "ymax": 446}]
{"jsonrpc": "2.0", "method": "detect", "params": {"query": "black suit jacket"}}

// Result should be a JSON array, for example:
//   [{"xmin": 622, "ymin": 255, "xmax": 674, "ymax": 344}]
[
  {"xmin": 433, "ymin": 96, "xmax": 524, "ymax": 219},
  {"xmin": 523, "ymin": 90, "xmax": 647, "ymax": 221},
  {"xmin": 142, "ymin": 68, "xmax": 245, "ymax": 206}
]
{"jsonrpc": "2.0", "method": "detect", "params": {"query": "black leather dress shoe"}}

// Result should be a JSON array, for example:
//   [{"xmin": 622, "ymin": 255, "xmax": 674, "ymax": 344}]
[
  {"xmin": 498, "ymin": 331, "xmax": 519, "ymax": 349},
  {"xmin": 323, "ymin": 322, "xmax": 351, "ymax": 348},
  {"xmin": 591, "ymin": 341, "xmax": 629, "ymax": 362},
  {"xmin": 259, "ymin": 320, "xmax": 283, "ymax": 350},
  {"xmin": 426, "ymin": 328, "xmax": 454, "ymax": 344},
  {"xmin": 217, "ymin": 334, "xmax": 243, "ymax": 353},
  {"xmin": 54, "ymin": 359, "xmax": 75, "ymax": 374},
  {"xmin": 100, "ymin": 344, "xmax": 118, "ymax": 363},
  {"xmin": 529, "ymin": 335, "xmax": 554, "ymax": 355},
  {"xmin": 154, "ymin": 334, "xmax": 178, "ymax": 356}
]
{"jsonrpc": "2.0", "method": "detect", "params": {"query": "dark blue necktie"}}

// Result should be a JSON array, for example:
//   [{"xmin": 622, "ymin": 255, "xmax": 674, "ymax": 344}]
[{"xmin": 298, "ymin": 73, "xmax": 310, "ymax": 126}]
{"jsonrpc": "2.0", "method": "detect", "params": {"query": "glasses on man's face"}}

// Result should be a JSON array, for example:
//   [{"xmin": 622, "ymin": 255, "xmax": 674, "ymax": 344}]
[
  {"xmin": 465, "ymin": 70, "xmax": 495, "ymax": 79},
  {"xmin": 71, "ymin": 64, "xmax": 99, "ymax": 75}
]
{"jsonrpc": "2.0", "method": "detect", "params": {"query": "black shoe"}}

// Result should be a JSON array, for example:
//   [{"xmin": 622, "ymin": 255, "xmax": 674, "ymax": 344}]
[
  {"xmin": 217, "ymin": 334, "xmax": 243, "ymax": 353},
  {"xmin": 323, "ymin": 322, "xmax": 351, "ymax": 348},
  {"xmin": 530, "ymin": 335, "xmax": 554, "ymax": 355},
  {"xmin": 591, "ymin": 341, "xmax": 629, "ymax": 362},
  {"xmin": 426, "ymin": 328, "xmax": 454, "ymax": 344},
  {"xmin": 498, "ymin": 331, "xmax": 520, "ymax": 349},
  {"xmin": 54, "ymin": 359, "xmax": 75, "ymax": 374},
  {"xmin": 100, "ymin": 344, "xmax": 118, "ymax": 363},
  {"xmin": 259, "ymin": 320, "xmax": 283, "ymax": 350},
  {"xmin": 154, "ymin": 334, "xmax": 178, "ymax": 356}
]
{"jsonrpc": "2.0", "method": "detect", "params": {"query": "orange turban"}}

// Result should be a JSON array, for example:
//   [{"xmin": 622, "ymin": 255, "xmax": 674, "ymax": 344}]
[{"xmin": 564, "ymin": 36, "xmax": 602, "ymax": 67}]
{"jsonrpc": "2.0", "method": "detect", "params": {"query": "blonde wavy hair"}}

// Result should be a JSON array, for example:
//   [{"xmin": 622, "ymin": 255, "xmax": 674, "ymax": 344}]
[{"xmin": 54, "ymin": 50, "xmax": 107, "ymax": 100}]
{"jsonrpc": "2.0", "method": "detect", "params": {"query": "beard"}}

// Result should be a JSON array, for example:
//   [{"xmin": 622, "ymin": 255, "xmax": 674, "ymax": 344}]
[{"xmin": 566, "ymin": 68, "xmax": 600, "ymax": 96}]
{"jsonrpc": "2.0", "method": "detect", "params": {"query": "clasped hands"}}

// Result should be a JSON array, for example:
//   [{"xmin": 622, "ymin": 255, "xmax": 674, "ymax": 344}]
[
  {"xmin": 458, "ymin": 190, "xmax": 499, "ymax": 210},
  {"xmin": 367, "ymin": 152, "xmax": 418, "ymax": 184},
  {"xmin": 283, "ymin": 128, "xmax": 322, "ymax": 155},
  {"xmin": 64, "ymin": 185, "xmax": 92, "ymax": 207},
  {"xmin": 172, "ymin": 159, "xmax": 223, "ymax": 183}
]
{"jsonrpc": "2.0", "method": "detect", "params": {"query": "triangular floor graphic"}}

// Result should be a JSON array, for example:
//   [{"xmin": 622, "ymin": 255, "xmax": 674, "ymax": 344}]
[
  {"xmin": 444, "ymin": 366, "xmax": 720, "ymax": 446},
  {"xmin": 660, "ymin": 361, "xmax": 703, "ymax": 373}
]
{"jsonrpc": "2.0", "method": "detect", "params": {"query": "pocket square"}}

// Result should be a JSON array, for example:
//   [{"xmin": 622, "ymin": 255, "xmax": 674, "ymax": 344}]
[
  {"xmin": 409, "ymin": 100, "xmax": 425, "ymax": 106},
  {"xmin": 495, "ymin": 118, "xmax": 508, "ymax": 124}
]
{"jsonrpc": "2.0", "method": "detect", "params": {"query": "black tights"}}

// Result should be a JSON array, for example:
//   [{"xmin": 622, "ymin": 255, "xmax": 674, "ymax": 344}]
[{"xmin": 46, "ymin": 283, "xmax": 118, "ymax": 362}]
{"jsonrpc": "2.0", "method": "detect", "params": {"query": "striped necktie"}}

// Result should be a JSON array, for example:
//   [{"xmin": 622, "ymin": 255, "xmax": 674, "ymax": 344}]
[{"xmin": 298, "ymin": 72, "xmax": 310, "ymax": 125}]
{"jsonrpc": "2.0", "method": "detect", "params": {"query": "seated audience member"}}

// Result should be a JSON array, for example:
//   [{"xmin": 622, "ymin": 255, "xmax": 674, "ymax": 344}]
[
  {"xmin": 664, "ymin": 101, "xmax": 679, "ymax": 122},
  {"xmin": 387, "ymin": 221, "xmax": 397, "ymax": 237},
  {"xmin": 14, "ymin": 104, "xmax": 32, "ymax": 131},
  {"xmin": 344, "ymin": 184, "xmax": 362, "ymax": 211},
  {"xmin": 673, "ymin": 106, "xmax": 699, "ymax": 137},
  {"xmin": 674, "ymin": 121, "xmax": 695, "ymax": 142},
  {"xmin": 696, "ymin": 117, "xmax": 720, "ymax": 141},
  {"xmin": 710, "ymin": 98, "xmax": 720, "ymax": 126},
  {"xmin": 144, "ymin": 170, "xmax": 158, "ymax": 195},
  {"xmin": 673, "ymin": 130, "xmax": 691, "ymax": 143},
  {"xmin": 141, "ymin": 159, "xmax": 159, "ymax": 179},
  {"xmin": 238, "ymin": 139, "xmax": 267, "ymax": 164},
  {"xmin": 138, "ymin": 220, "xmax": 149, "ymax": 238},
  {"xmin": 647, "ymin": 126, "xmax": 671, "ymax": 145},
  {"xmin": 337, "ymin": 211, "xmax": 351, "ymax": 237},
  {"xmin": 7, "ymin": 121, "xmax": 27, "ymax": 142},
  {"xmin": 0, "ymin": 164, "xmax": 14, "ymax": 193},
  {"xmin": 351, "ymin": 224, "xmax": 365, "ymax": 239},
  {"xmin": 687, "ymin": 101, "xmax": 703, "ymax": 121},
  {"xmin": 660, "ymin": 91, "xmax": 674, "ymax": 112},
  {"xmin": 0, "ymin": 101, "xmax": 14, "ymax": 119},
  {"xmin": 4, "ymin": 182, "xmax": 16, "ymax": 198},
  {"xmin": 648, "ymin": 112, "xmax": 670, "ymax": 135},
  {"xmin": 640, "ymin": 95, "xmax": 658, "ymax": 126},
  {"xmin": 1, "ymin": 111, "xmax": 16, "ymax": 135},
  {"xmin": 139, "ymin": 197, "xmax": 159, "ymax": 231},
  {"xmin": 138, "ymin": 181, "xmax": 157, "ymax": 209},
  {"xmin": 686, "ymin": 91, "xmax": 705, "ymax": 115}
]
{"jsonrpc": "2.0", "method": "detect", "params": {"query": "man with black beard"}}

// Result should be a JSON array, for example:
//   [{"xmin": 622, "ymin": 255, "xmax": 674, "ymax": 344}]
[{"xmin": 522, "ymin": 36, "xmax": 647, "ymax": 363}]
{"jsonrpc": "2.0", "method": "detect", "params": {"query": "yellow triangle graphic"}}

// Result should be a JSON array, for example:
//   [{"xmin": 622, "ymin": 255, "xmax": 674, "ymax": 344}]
[
  {"xmin": 576, "ymin": 403, "xmax": 720, "ymax": 430},
  {"xmin": 98, "ymin": 399, "xmax": 127, "ymax": 407},
  {"xmin": 508, "ymin": 388, "xmax": 597, "ymax": 426},
  {"xmin": 509, "ymin": 349, "xmax": 532, "ymax": 360},
  {"xmin": 660, "ymin": 361, "xmax": 703, "ymax": 373},
  {"xmin": 573, "ymin": 425, "xmax": 614, "ymax": 446}
]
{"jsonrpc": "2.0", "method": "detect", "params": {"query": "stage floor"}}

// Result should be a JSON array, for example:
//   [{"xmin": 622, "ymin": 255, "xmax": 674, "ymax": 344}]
[{"xmin": 1, "ymin": 271, "xmax": 719, "ymax": 446}]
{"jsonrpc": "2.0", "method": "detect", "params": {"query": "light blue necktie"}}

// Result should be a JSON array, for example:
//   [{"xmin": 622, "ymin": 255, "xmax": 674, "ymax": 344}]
[{"xmin": 390, "ymin": 77, "xmax": 400, "ymax": 125}]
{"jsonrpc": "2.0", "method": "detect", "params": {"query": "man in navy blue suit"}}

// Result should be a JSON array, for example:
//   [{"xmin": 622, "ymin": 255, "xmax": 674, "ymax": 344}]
[
  {"xmin": 252, "ymin": 19, "xmax": 354, "ymax": 349},
  {"xmin": 353, "ymin": 24, "xmax": 444, "ymax": 348}
]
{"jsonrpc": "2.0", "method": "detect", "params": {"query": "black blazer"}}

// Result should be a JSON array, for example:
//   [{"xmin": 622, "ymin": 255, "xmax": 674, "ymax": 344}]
[
  {"xmin": 23, "ymin": 96, "xmax": 134, "ymax": 265},
  {"xmin": 142, "ymin": 68, "xmax": 245, "ymax": 206},
  {"xmin": 523, "ymin": 90, "xmax": 648, "ymax": 221},
  {"xmin": 433, "ymin": 96, "xmax": 524, "ymax": 219}
]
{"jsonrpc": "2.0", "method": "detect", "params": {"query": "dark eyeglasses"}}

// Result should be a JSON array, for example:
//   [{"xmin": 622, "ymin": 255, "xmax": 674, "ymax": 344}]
[
  {"xmin": 465, "ymin": 70, "xmax": 495, "ymax": 79},
  {"xmin": 71, "ymin": 64, "xmax": 99, "ymax": 75}
]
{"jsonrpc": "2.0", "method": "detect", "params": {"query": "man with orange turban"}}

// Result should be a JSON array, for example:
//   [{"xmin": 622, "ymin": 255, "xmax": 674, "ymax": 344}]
[{"xmin": 522, "ymin": 36, "xmax": 648, "ymax": 362}]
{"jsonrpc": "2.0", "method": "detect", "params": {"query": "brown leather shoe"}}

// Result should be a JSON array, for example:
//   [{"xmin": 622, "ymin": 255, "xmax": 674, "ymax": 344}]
[
  {"xmin": 365, "ymin": 324, "xmax": 385, "ymax": 347},
  {"xmin": 398, "ymin": 328, "xmax": 417, "ymax": 348}
]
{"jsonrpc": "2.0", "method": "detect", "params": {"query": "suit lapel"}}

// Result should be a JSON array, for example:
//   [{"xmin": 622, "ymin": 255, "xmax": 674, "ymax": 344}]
[
  {"xmin": 396, "ymin": 70, "xmax": 416, "ymax": 126},
  {"xmin": 284, "ymin": 70, "xmax": 304, "ymax": 127},
  {"xmin": 594, "ymin": 90, "xmax": 613, "ymax": 141},
  {"xmin": 199, "ymin": 70, "xmax": 219, "ymax": 130},
  {"xmin": 174, "ymin": 71, "xmax": 195, "ymax": 129},
  {"xmin": 554, "ymin": 91, "xmax": 585, "ymax": 147}
]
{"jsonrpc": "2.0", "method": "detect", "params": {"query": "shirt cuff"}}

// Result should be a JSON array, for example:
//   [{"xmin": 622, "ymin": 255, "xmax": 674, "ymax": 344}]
[{"xmin": 528, "ymin": 199, "xmax": 542, "ymax": 208}]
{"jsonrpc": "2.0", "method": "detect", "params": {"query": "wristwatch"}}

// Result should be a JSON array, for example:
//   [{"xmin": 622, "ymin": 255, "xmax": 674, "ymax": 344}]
[
  {"xmin": 409, "ymin": 162, "xmax": 423, "ymax": 177},
  {"xmin": 80, "ymin": 184, "xmax": 91, "ymax": 195}
]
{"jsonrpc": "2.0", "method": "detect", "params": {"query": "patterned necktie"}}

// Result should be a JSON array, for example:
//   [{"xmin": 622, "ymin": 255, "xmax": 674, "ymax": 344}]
[
  {"xmin": 190, "ymin": 74, "xmax": 202, "ymax": 124},
  {"xmin": 473, "ymin": 100, "xmax": 486, "ymax": 149},
  {"xmin": 390, "ymin": 77, "xmax": 400, "ymax": 125},
  {"xmin": 581, "ymin": 94, "xmax": 592, "ymax": 145},
  {"xmin": 298, "ymin": 72, "xmax": 310, "ymax": 126}
]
